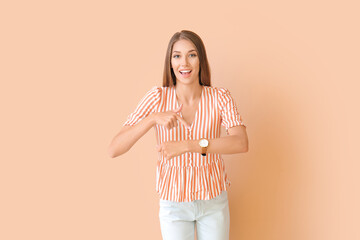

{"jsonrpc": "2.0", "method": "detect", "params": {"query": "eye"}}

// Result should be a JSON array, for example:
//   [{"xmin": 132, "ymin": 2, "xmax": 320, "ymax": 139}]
[
  {"xmin": 190, "ymin": 53, "xmax": 197, "ymax": 57},
  {"xmin": 173, "ymin": 55, "xmax": 180, "ymax": 58}
]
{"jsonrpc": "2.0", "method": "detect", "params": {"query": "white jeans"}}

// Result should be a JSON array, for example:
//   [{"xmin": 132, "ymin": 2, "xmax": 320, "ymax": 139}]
[{"xmin": 159, "ymin": 191, "xmax": 230, "ymax": 240}]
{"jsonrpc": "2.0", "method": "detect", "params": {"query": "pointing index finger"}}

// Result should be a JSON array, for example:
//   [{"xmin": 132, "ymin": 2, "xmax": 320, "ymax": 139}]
[{"xmin": 176, "ymin": 115, "xmax": 191, "ymax": 129}]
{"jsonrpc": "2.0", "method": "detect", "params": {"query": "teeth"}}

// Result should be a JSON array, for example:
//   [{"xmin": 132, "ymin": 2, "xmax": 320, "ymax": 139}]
[{"xmin": 180, "ymin": 70, "xmax": 191, "ymax": 73}]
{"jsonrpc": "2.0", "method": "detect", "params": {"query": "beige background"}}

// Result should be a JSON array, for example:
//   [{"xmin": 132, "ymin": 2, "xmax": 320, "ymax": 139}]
[{"xmin": 1, "ymin": 0, "xmax": 359, "ymax": 239}]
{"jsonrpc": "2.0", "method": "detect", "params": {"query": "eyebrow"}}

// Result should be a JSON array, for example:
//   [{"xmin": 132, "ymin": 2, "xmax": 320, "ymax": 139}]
[{"xmin": 172, "ymin": 49, "xmax": 197, "ymax": 54}]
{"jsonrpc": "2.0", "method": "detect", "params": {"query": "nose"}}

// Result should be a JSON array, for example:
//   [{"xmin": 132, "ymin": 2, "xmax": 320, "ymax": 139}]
[{"xmin": 180, "ymin": 56, "xmax": 189, "ymax": 66}]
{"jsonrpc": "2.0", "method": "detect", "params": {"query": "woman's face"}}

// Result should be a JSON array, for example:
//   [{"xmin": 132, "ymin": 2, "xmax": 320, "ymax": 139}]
[{"xmin": 171, "ymin": 39, "xmax": 200, "ymax": 86}]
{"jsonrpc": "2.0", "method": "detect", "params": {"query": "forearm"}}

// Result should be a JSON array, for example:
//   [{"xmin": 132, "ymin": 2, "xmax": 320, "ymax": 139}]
[
  {"xmin": 109, "ymin": 114, "xmax": 155, "ymax": 158},
  {"xmin": 186, "ymin": 135, "xmax": 248, "ymax": 155}
]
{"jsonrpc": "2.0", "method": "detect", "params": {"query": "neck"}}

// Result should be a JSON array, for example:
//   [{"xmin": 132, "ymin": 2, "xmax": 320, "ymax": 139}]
[{"xmin": 175, "ymin": 82, "xmax": 203, "ymax": 104}]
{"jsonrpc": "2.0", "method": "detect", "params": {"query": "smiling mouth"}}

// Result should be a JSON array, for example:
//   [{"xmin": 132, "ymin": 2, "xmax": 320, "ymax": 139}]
[{"xmin": 180, "ymin": 70, "xmax": 192, "ymax": 75}]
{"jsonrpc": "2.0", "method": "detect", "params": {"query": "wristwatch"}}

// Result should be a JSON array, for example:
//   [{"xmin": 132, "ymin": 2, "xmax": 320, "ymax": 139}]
[{"xmin": 199, "ymin": 138, "xmax": 209, "ymax": 156}]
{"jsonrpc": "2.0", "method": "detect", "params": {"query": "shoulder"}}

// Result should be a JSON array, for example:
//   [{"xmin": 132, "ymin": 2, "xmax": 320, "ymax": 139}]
[
  {"xmin": 148, "ymin": 86, "xmax": 175, "ymax": 94},
  {"xmin": 206, "ymin": 86, "xmax": 231, "ymax": 96},
  {"xmin": 209, "ymin": 86, "xmax": 236, "ymax": 109},
  {"xmin": 149, "ymin": 85, "xmax": 162, "ymax": 92},
  {"xmin": 144, "ymin": 86, "xmax": 162, "ymax": 97},
  {"xmin": 137, "ymin": 86, "xmax": 163, "ymax": 103}
]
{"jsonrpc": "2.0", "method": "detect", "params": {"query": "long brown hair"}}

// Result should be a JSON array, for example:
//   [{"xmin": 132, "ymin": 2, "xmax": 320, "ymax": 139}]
[{"xmin": 162, "ymin": 30, "xmax": 211, "ymax": 87}]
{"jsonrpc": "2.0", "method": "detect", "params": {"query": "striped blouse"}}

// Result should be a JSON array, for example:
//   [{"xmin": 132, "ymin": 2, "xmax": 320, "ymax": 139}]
[{"xmin": 123, "ymin": 85, "xmax": 246, "ymax": 202}]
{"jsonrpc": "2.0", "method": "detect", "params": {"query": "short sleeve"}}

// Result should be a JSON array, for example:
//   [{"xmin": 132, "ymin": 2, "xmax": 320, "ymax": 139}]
[
  {"xmin": 122, "ymin": 86, "xmax": 161, "ymax": 126},
  {"xmin": 217, "ymin": 87, "xmax": 246, "ymax": 134}
]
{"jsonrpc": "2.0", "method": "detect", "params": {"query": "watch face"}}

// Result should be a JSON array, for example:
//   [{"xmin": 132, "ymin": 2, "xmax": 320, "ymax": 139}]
[{"xmin": 199, "ymin": 139, "xmax": 209, "ymax": 147}]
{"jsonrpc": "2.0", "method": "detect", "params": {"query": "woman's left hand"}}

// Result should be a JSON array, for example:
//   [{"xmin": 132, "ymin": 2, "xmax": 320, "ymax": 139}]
[{"xmin": 156, "ymin": 141, "xmax": 189, "ymax": 160}]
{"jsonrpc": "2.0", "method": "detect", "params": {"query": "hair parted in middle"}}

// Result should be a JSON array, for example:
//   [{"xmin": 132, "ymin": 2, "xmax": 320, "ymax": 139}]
[{"xmin": 162, "ymin": 30, "xmax": 211, "ymax": 87}]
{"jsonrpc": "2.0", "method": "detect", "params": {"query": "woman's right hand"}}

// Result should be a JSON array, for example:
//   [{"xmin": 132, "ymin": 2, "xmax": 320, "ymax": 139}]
[{"xmin": 151, "ymin": 104, "xmax": 190, "ymax": 130}]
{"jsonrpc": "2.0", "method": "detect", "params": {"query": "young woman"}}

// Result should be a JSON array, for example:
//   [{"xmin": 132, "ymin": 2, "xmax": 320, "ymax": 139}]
[{"xmin": 108, "ymin": 30, "xmax": 249, "ymax": 240}]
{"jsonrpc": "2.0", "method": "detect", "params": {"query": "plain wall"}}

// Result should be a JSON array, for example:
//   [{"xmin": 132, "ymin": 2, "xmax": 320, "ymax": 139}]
[{"xmin": 1, "ymin": 0, "xmax": 359, "ymax": 239}]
